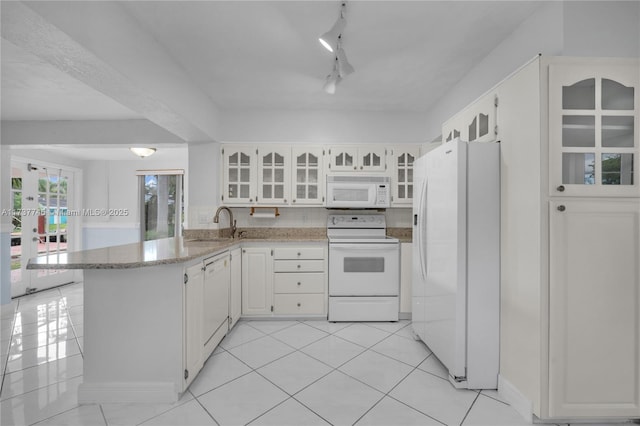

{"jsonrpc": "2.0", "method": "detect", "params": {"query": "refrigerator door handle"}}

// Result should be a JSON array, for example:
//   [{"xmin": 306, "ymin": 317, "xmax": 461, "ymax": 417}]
[{"xmin": 418, "ymin": 179, "xmax": 428, "ymax": 282}]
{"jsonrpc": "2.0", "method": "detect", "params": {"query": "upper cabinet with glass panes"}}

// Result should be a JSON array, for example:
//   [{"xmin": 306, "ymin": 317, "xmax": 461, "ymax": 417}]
[
  {"xmin": 291, "ymin": 147, "xmax": 324, "ymax": 205},
  {"xmin": 389, "ymin": 145, "xmax": 421, "ymax": 206},
  {"xmin": 327, "ymin": 146, "xmax": 387, "ymax": 172},
  {"xmin": 221, "ymin": 146, "xmax": 256, "ymax": 204},
  {"xmin": 549, "ymin": 64, "xmax": 639, "ymax": 197},
  {"xmin": 257, "ymin": 146, "xmax": 290, "ymax": 204}
]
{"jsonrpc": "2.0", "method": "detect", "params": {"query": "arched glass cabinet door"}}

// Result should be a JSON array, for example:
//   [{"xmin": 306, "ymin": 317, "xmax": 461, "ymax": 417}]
[
  {"xmin": 257, "ymin": 146, "xmax": 290, "ymax": 204},
  {"xmin": 549, "ymin": 62, "xmax": 639, "ymax": 197}
]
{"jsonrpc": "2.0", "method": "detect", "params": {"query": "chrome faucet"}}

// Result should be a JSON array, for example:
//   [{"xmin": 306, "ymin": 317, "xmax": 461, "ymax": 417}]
[{"xmin": 213, "ymin": 206, "xmax": 237, "ymax": 239}]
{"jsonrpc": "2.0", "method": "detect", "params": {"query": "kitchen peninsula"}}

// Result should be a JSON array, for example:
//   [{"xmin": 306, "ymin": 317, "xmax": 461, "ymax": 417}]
[{"xmin": 27, "ymin": 233, "xmax": 327, "ymax": 404}]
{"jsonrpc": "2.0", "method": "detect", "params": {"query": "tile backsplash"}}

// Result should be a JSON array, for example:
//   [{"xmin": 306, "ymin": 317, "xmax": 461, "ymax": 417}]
[{"xmin": 188, "ymin": 206, "xmax": 413, "ymax": 230}]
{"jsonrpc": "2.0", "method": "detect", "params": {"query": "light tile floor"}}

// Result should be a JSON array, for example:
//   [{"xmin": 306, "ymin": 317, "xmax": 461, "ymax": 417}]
[{"xmin": 0, "ymin": 283, "xmax": 611, "ymax": 426}]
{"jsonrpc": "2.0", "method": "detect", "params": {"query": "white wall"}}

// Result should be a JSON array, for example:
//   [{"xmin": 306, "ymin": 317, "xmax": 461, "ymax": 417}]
[
  {"xmin": 83, "ymin": 151, "xmax": 188, "ymax": 249},
  {"xmin": 423, "ymin": 1, "xmax": 640, "ymax": 141},
  {"xmin": 423, "ymin": 2, "xmax": 565, "ymax": 140},
  {"xmin": 563, "ymin": 1, "xmax": 640, "ymax": 57},
  {"xmin": 219, "ymin": 108, "xmax": 427, "ymax": 143}
]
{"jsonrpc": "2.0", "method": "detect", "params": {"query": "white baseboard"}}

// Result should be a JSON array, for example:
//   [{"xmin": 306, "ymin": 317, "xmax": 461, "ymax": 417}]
[
  {"xmin": 78, "ymin": 382, "xmax": 179, "ymax": 404},
  {"xmin": 498, "ymin": 374, "xmax": 534, "ymax": 424}
]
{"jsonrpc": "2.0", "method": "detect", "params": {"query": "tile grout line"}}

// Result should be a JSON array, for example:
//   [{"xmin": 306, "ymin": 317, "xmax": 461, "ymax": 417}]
[
  {"xmin": 458, "ymin": 389, "xmax": 482, "ymax": 426},
  {"xmin": 0, "ymin": 302, "xmax": 17, "ymax": 397}
]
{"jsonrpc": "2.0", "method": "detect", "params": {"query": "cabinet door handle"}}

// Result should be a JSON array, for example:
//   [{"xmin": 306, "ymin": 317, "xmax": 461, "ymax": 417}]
[
  {"xmin": 557, "ymin": 185, "xmax": 565, "ymax": 192},
  {"xmin": 297, "ymin": 282, "xmax": 301, "ymax": 286},
  {"xmin": 557, "ymin": 205, "xmax": 566, "ymax": 212},
  {"xmin": 297, "ymin": 303, "xmax": 301, "ymax": 307}
]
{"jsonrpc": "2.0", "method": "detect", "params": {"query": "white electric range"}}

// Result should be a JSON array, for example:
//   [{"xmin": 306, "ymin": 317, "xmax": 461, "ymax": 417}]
[{"xmin": 327, "ymin": 214, "xmax": 400, "ymax": 322}]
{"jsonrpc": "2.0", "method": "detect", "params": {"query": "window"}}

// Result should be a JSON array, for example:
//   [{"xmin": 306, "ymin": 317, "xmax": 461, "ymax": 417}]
[{"xmin": 137, "ymin": 169, "xmax": 184, "ymax": 241}]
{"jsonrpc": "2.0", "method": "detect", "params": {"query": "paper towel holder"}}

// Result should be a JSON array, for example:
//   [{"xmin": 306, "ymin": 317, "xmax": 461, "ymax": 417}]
[{"xmin": 250, "ymin": 207, "xmax": 280, "ymax": 218}]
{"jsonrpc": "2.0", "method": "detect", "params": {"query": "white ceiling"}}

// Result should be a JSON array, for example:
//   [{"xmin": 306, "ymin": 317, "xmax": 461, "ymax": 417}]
[
  {"xmin": 1, "ymin": 1, "xmax": 542, "ymax": 123},
  {"xmin": 1, "ymin": 39, "xmax": 142, "ymax": 121}
]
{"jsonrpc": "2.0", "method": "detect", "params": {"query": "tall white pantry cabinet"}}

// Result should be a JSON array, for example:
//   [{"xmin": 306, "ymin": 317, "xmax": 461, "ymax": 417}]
[{"xmin": 444, "ymin": 56, "xmax": 640, "ymax": 422}]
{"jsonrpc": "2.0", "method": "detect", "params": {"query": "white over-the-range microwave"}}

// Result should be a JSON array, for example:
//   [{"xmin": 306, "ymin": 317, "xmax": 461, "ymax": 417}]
[{"xmin": 325, "ymin": 175, "xmax": 391, "ymax": 208}]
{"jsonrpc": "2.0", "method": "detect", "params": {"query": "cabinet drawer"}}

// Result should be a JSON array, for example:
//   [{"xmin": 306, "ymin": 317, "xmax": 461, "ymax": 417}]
[
  {"xmin": 273, "ymin": 247, "xmax": 324, "ymax": 260},
  {"xmin": 273, "ymin": 294, "xmax": 325, "ymax": 315},
  {"xmin": 274, "ymin": 273, "xmax": 325, "ymax": 293},
  {"xmin": 273, "ymin": 259, "xmax": 324, "ymax": 273}
]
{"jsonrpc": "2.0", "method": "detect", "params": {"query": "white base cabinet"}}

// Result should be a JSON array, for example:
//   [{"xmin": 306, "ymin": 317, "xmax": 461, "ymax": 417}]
[
  {"xmin": 242, "ymin": 243, "xmax": 328, "ymax": 317},
  {"xmin": 241, "ymin": 247, "xmax": 273, "ymax": 315},
  {"xmin": 548, "ymin": 199, "xmax": 640, "ymax": 418}
]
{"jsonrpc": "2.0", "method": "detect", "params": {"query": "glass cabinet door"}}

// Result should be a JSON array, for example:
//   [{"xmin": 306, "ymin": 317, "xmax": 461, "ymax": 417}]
[
  {"xmin": 291, "ymin": 147, "xmax": 324, "ymax": 205},
  {"xmin": 358, "ymin": 147, "xmax": 387, "ymax": 172},
  {"xmin": 390, "ymin": 145, "xmax": 420, "ymax": 206},
  {"xmin": 222, "ymin": 146, "xmax": 255, "ymax": 204},
  {"xmin": 257, "ymin": 146, "xmax": 290, "ymax": 204},
  {"xmin": 549, "ymin": 63, "xmax": 638, "ymax": 197},
  {"xmin": 328, "ymin": 146, "xmax": 358, "ymax": 171}
]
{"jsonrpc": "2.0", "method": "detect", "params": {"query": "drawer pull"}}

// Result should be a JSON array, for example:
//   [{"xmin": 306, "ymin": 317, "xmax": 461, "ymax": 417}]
[
  {"xmin": 297, "ymin": 252, "xmax": 301, "ymax": 256},
  {"xmin": 297, "ymin": 303, "xmax": 301, "ymax": 307},
  {"xmin": 297, "ymin": 282, "xmax": 301, "ymax": 286},
  {"xmin": 297, "ymin": 264, "xmax": 301, "ymax": 269}
]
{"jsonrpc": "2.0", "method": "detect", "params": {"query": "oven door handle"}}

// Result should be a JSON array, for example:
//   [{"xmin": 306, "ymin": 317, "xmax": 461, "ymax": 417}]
[{"xmin": 330, "ymin": 244, "xmax": 398, "ymax": 251}]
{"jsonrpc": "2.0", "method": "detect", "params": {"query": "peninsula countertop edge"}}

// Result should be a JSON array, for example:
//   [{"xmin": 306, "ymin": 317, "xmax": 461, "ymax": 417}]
[{"xmin": 26, "ymin": 236, "xmax": 329, "ymax": 270}]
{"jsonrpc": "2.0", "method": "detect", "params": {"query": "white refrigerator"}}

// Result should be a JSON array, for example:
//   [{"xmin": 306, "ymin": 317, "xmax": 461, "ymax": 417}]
[{"xmin": 412, "ymin": 138, "xmax": 500, "ymax": 389}]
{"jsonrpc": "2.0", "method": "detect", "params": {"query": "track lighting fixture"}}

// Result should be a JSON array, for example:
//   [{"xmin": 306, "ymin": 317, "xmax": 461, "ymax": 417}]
[
  {"xmin": 319, "ymin": 2, "xmax": 353, "ymax": 94},
  {"xmin": 323, "ymin": 59, "xmax": 341, "ymax": 94},
  {"xmin": 336, "ymin": 45, "xmax": 354, "ymax": 77},
  {"xmin": 318, "ymin": 6, "xmax": 345, "ymax": 53}
]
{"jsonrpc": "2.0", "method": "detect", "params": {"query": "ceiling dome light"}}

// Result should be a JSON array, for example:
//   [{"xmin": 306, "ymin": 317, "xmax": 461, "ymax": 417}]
[{"xmin": 130, "ymin": 147, "xmax": 156, "ymax": 158}]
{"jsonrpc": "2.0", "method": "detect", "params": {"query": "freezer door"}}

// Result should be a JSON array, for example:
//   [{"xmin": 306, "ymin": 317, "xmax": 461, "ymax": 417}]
[
  {"xmin": 423, "ymin": 140, "xmax": 467, "ymax": 380},
  {"xmin": 412, "ymin": 155, "xmax": 428, "ymax": 341}
]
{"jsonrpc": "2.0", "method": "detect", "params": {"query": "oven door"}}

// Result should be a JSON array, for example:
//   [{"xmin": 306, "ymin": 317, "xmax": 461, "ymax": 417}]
[{"xmin": 329, "ymin": 243, "xmax": 399, "ymax": 296}]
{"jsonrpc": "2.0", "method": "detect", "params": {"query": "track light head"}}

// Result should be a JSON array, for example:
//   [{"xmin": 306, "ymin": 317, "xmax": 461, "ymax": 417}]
[
  {"xmin": 318, "ymin": 17, "xmax": 345, "ymax": 53},
  {"xmin": 336, "ymin": 47, "xmax": 354, "ymax": 77},
  {"xmin": 323, "ymin": 65, "xmax": 341, "ymax": 94}
]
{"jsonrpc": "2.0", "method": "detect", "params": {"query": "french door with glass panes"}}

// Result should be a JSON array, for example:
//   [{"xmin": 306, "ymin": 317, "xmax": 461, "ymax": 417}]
[{"xmin": 11, "ymin": 161, "xmax": 79, "ymax": 297}]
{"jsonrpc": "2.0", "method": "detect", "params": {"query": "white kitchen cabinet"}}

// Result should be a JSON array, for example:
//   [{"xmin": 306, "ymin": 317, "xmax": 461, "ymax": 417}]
[
  {"xmin": 257, "ymin": 146, "xmax": 290, "ymax": 204},
  {"xmin": 221, "ymin": 146, "xmax": 256, "ymax": 204},
  {"xmin": 389, "ymin": 145, "xmax": 420, "ymax": 206},
  {"xmin": 466, "ymin": 94, "xmax": 497, "ymax": 142},
  {"xmin": 202, "ymin": 252, "xmax": 230, "ymax": 359},
  {"xmin": 291, "ymin": 147, "xmax": 324, "ymax": 205},
  {"xmin": 549, "ymin": 63, "xmax": 639, "ymax": 197},
  {"xmin": 229, "ymin": 247, "xmax": 242, "ymax": 329},
  {"xmin": 443, "ymin": 93, "xmax": 496, "ymax": 143},
  {"xmin": 272, "ymin": 246, "xmax": 327, "ymax": 316},
  {"xmin": 241, "ymin": 247, "xmax": 273, "ymax": 315},
  {"xmin": 456, "ymin": 56, "xmax": 640, "ymax": 422},
  {"xmin": 183, "ymin": 261, "xmax": 204, "ymax": 389},
  {"xmin": 327, "ymin": 146, "xmax": 387, "ymax": 172},
  {"xmin": 548, "ymin": 199, "xmax": 640, "ymax": 418}
]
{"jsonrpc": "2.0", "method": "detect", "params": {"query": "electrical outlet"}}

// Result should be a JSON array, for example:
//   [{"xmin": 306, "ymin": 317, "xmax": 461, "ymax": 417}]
[{"xmin": 198, "ymin": 214, "xmax": 210, "ymax": 224}]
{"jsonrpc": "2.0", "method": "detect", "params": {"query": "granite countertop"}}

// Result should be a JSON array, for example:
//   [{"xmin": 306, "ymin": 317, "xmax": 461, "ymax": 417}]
[
  {"xmin": 27, "ymin": 233, "xmax": 328, "ymax": 270},
  {"xmin": 27, "ymin": 226, "xmax": 411, "ymax": 270}
]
